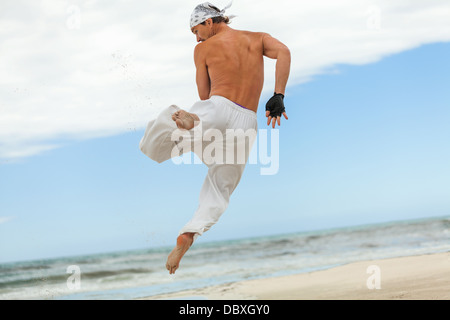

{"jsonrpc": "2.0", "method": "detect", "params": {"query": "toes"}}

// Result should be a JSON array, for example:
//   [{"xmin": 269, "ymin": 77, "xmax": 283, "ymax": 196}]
[
  {"xmin": 175, "ymin": 119, "xmax": 184, "ymax": 129},
  {"xmin": 167, "ymin": 263, "xmax": 178, "ymax": 275}
]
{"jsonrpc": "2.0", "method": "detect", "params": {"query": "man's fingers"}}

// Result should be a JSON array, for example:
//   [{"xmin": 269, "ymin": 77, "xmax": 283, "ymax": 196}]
[{"xmin": 267, "ymin": 113, "xmax": 288, "ymax": 127}]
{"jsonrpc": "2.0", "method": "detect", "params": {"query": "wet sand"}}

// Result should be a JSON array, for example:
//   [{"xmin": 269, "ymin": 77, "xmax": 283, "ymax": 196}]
[{"xmin": 141, "ymin": 252, "xmax": 450, "ymax": 300}]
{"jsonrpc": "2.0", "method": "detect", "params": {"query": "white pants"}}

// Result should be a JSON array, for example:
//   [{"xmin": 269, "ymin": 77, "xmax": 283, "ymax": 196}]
[{"xmin": 139, "ymin": 95, "xmax": 258, "ymax": 240}]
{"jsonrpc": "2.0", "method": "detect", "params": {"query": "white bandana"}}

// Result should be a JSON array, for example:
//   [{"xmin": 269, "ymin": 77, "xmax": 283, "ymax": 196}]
[{"xmin": 190, "ymin": 1, "xmax": 236, "ymax": 29}]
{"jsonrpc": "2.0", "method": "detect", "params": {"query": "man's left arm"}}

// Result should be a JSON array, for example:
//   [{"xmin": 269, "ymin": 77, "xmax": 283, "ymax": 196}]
[{"xmin": 262, "ymin": 33, "xmax": 291, "ymax": 128}]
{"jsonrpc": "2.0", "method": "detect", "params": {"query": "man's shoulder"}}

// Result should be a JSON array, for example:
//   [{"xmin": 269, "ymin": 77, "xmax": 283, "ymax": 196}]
[
  {"xmin": 236, "ymin": 29, "xmax": 267, "ymax": 39},
  {"xmin": 194, "ymin": 41, "xmax": 207, "ymax": 55}
]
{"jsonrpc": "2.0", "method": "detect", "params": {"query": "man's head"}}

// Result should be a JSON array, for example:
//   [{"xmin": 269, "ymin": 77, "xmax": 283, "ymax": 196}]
[{"xmin": 190, "ymin": 2, "xmax": 234, "ymax": 42}]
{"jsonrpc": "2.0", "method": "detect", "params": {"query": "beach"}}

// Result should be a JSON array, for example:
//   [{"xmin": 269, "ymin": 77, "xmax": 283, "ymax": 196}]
[
  {"xmin": 1, "ymin": 216, "xmax": 448, "ymax": 300},
  {"xmin": 143, "ymin": 252, "xmax": 450, "ymax": 300}
]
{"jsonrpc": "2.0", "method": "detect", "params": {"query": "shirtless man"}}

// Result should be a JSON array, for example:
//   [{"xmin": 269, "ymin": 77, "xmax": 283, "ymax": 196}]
[{"xmin": 139, "ymin": 2, "xmax": 290, "ymax": 274}]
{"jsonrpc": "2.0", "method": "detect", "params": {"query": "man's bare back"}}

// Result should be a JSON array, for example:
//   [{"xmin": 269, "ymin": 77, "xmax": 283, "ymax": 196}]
[{"xmin": 195, "ymin": 29, "xmax": 264, "ymax": 111}]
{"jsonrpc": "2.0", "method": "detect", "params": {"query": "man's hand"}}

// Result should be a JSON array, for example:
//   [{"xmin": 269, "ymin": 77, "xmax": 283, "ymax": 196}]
[{"xmin": 265, "ymin": 93, "xmax": 288, "ymax": 128}]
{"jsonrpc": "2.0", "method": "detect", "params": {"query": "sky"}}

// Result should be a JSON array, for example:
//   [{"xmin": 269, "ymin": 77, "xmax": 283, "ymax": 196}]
[{"xmin": 1, "ymin": 0, "xmax": 450, "ymax": 263}]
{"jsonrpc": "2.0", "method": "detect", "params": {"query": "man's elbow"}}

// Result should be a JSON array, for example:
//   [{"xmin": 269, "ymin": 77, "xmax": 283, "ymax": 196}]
[
  {"xmin": 198, "ymin": 89, "xmax": 210, "ymax": 100},
  {"xmin": 280, "ymin": 45, "xmax": 291, "ymax": 60}
]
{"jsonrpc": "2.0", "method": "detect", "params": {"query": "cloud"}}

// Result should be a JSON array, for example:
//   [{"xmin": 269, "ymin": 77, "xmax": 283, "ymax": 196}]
[
  {"xmin": 1, "ymin": 0, "xmax": 450, "ymax": 160},
  {"xmin": 0, "ymin": 216, "xmax": 15, "ymax": 225}
]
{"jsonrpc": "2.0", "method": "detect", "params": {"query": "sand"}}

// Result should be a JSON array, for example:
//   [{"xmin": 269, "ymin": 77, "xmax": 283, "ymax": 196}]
[{"xmin": 142, "ymin": 252, "xmax": 450, "ymax": 300}]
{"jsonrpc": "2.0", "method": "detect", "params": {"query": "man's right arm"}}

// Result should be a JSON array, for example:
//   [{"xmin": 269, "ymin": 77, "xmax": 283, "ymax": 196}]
[{"xmin": 194, "ymin": 44, "xmax": 211, "ymax": 100}]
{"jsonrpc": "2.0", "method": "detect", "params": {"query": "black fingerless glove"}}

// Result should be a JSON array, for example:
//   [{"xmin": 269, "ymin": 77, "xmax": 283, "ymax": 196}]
[{"xmin": 265, "ymin": 93, "xmax": 285, "ymax": 118}]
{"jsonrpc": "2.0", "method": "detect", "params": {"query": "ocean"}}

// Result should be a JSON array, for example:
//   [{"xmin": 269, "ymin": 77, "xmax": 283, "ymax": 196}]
[{"xmin": 1, "ymin": 216, "xmax": 449, "ymax": 300}]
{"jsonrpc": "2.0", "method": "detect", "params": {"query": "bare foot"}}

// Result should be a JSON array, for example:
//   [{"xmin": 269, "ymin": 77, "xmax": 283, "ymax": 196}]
[
  {"xmin": 166, "ymin": 233, "xmax": 195, "ymax": 274},
  {"xmin": 172, "ymin": 110, "xmax": 200, "ymax": 130}
]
